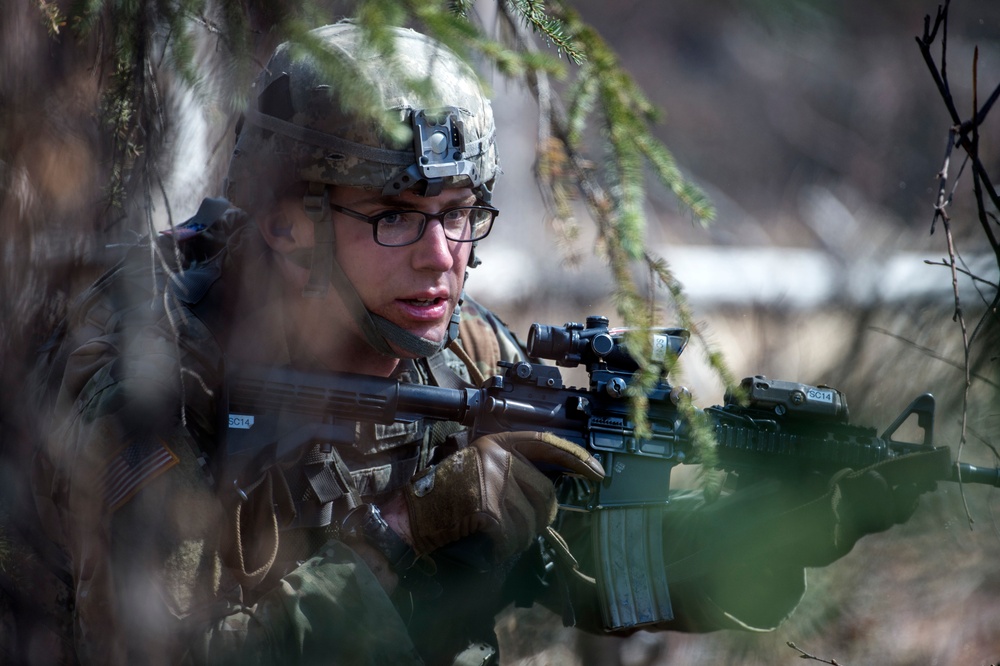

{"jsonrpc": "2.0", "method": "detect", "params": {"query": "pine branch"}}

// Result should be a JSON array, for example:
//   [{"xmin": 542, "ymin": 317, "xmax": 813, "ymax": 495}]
[
  {"xmin": 492, "ymin": 0, "xmax": 724, "ymax": 457},
  {"xmin": 503, "ymin": 0, "xmax": 585, "ymax": 64}
]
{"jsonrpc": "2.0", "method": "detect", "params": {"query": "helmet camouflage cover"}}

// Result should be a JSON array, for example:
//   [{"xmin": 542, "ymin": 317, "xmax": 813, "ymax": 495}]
[{"xmin": 226, "ymin": 22, "xmax": 500, "ymax": 209}]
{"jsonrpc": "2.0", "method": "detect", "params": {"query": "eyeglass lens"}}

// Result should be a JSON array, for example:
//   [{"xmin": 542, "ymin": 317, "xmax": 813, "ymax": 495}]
[{"xmin": 376, "ymin": 207, "xmax": 494, "ymax": 246}]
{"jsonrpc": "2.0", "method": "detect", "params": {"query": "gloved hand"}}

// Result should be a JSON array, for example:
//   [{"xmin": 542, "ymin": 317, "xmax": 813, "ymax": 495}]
[
  {"xmin": 657, "ymin": 448, "xmax": 951, "ymax": 632},
  {"xmin": 818, "ymin": 447, "xmax": 949, "ymax": 561},
  {"xmin": 402, "ymin": 431, "xmax": 604, "ymax": 563},
  {"xmin": 684, "ymin": 447, "xmax": 953, "ymax": 571}
]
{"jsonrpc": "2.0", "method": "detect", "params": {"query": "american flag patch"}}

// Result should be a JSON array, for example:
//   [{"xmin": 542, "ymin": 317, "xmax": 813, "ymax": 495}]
[{"xmin": 102, "ymin": 437, "xmax": 180, "ymax": 511}]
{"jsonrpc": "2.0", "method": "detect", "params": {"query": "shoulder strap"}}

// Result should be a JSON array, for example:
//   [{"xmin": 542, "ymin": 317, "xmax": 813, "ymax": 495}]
[
  {"xmin": 426, "ymin": 348, "xmax": 475, "ymax": 389},
  {"xmin": 455, "ymin": 296, "xmax": 526, "ymax": 379}
]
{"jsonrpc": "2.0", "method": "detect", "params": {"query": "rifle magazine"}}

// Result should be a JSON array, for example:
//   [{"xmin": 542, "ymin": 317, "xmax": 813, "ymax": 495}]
[{"xmin": 593, "ymin": 506, "xmax": 673, "ymax": 631}]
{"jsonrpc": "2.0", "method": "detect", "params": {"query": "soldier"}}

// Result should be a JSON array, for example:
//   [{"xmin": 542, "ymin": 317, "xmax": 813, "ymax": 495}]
[{"xmin": 27, "ymin": 22, "xmax": 935, "ymax": 665}]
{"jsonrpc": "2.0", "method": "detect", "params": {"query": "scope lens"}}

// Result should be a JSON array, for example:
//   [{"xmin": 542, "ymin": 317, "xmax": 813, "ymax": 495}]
[
  {"xmin": 526, "ymin": 323, "xmax": 551, "ymax": 357},
  {"xmin": 527, "ymin": 323, "xmax": 577, "ymax": 363},
  {"xmin": 590, "ymin": 332, "xmax": 615, "ymax": 357}
]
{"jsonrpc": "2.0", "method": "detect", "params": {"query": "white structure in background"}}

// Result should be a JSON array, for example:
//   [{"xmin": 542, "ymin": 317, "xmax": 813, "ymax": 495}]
[
  {"xmin": 154, "ymin": 18, "xmax": 996, "ymax": 312},
  {"xmin": 473, "ymin": 242, "xmax": 994, "ymax": 309}
]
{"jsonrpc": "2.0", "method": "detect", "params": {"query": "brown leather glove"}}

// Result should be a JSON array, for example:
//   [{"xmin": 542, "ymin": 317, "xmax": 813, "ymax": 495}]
[{"xmin": 404, "ymin": 431, "xmax": 604, "ymax": 563}]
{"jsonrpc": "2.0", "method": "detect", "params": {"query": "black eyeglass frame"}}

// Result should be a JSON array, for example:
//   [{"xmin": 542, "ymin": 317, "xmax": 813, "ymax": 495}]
[{"xmin": 328, "ymin": 202, "xmax": 499, "ymax": 247}]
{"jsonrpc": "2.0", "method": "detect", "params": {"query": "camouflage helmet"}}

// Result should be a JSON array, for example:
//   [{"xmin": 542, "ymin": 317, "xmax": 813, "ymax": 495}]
[{"xmin": 225, "ymin": 22, "xmax": 500, "ymax": 209}]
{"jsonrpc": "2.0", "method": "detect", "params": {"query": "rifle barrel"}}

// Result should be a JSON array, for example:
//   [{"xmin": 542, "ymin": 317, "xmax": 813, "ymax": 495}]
[{"xmin": 953, "ymin": 462, "xmax": 1000, "ymax": 487}]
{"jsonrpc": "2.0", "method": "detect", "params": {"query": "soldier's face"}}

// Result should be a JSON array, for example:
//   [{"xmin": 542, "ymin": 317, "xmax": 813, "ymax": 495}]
[{"xmin": 327, "ymin": 185, "xmax": 475, "ymax": 355}]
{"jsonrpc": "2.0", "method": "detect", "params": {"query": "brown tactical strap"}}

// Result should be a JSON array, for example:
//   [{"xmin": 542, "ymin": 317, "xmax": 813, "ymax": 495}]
[
  {"xmin": 446, "ymin": 339, "xmax": 486, "ymax": 387},
  {"xmin": 543, "ymin": 526, "xmax": 596, "ymax": 586},
  {"xmin": 456, "ymin": 314, "xmax": 502, "ymax": 381},
  {"xmin": 228, "ymin": 469, "xmax": 295, "ymax": 589},
  {"xmin": 427, "ymin": 346, "xmax": 474, "ymax": 390},
  {"xmin": 296, "ymin": 444, "xmax": 364, "ymax": 529}
]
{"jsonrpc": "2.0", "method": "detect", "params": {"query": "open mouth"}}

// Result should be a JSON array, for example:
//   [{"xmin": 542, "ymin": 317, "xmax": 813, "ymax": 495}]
[
  {"xmin": 400, "ymin": 297, "xmax": 448, "ymax": 308},
  {"xmin": 395, "ymin": 296, "xmax": 451, "ymax": 323},
  {"xmin": 402, "ymin": 297, "xmax": 444, "ymax": 307}
]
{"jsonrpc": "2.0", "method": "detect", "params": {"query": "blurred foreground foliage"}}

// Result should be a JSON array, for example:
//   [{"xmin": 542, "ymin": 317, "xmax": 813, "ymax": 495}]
[
  {"xmin": 7, "ymin": 0, "xmax": 729, "ymax": 453},
  {"xmin": 1, "ymin": 1, "xmax": 999, "ymax": 664}
]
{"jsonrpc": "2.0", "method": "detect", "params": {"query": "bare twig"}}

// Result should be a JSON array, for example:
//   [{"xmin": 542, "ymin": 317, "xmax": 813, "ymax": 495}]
[
  {"xmin": 917, "ymin": 3, "xmax": 1000, "ymax": 531},
  {"xmin": 786, "ymin": 641, "xmax": 843, "ymax": 665},
  {"xmin": 958, "ymin": 80, "xmax": 1000, "ymax": 143},
  {"xmin": 923, "ymin": 259, "xmax": 999, "ymax": 290},
  {"xmin": 867, "ymin": 327, "xmax": 1000, "ymax": 389},
  {"xmin": 917, "ymin": 5, "xmax": 1000, "ymax": 259},
  {"xmin": 931, "ymin": 127, "xmax": 956, "ymax": 235}
]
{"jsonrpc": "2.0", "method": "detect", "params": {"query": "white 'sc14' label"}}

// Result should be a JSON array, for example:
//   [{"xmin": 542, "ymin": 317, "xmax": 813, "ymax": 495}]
[
  {"xmin": 652, "ymin": 335, "xmax": 670, "ymax": 362},
  {"xmin": 229, "ymin": 414, "xmax": 255, "ymax": 429},
  {"xmin": 806, "ymin": 388, "xmax": 835, "ymax": 404}
]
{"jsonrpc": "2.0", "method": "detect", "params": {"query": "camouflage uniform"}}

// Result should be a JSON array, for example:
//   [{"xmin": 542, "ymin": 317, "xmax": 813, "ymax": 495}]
[{"xmin": 28, "ymin": 211, "xmax": 529, "ymax": 664}]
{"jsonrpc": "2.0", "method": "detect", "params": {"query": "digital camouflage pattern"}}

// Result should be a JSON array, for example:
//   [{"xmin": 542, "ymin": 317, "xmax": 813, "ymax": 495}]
[{"xmin": 225, "ymin": 23, "xmax": 500, "ymax": 210}]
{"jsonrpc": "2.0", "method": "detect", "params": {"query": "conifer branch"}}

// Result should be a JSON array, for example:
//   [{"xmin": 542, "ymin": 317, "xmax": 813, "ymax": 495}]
[{"xmin": 493, "ymin": 2, "xmax": 731, "ymax": 468}]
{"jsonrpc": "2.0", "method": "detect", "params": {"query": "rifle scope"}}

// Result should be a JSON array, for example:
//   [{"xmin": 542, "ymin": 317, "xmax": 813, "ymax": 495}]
[{"xmin": 527, "ymin": 315, "xmax": 689, "ymax": 371}]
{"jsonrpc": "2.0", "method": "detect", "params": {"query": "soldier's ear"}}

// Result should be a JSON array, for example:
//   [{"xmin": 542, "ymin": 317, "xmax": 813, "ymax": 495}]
[{"xmin": 259, "ymin": 201, "xmax": 315, "ymax": 254}]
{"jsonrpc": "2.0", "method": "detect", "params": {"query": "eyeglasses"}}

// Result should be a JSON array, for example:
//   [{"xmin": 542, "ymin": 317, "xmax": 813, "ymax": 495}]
[{"xmin": 329, "ymin": 202, "xmax": 499, "ymax": 247}]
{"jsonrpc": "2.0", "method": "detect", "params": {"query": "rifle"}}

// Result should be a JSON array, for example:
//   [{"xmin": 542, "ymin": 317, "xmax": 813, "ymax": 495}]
[{"xmin": 223, "ymin": 315, "xmax": 1000, "ymax": 630}]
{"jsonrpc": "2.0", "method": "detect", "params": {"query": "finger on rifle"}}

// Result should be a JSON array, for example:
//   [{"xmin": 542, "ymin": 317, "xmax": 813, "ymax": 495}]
[
  {"xmin": 867, "ymin": 447, "xmax": 952, "ymax": 488},
  {"xmin": 486, "ymin": 431, "xmax": 605, "ymax": 481}
]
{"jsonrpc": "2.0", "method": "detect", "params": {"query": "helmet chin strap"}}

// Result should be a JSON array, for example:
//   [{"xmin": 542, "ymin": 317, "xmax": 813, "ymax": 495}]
[
  {"xmin": 371, "ymin": 300, "xmax": 461, "ymax": 359},
  {"xmin": 300, "ymin": 183, "xmax": 458, "ymax": 359}
]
